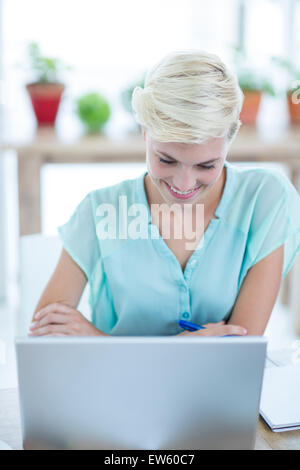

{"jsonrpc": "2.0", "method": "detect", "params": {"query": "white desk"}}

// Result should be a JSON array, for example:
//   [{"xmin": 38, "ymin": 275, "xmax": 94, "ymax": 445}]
[
  {"xmin": 0, "ymin": 388, "xmax": 22, "ymax": 450},
  {"xmin": 1, "ymin": 386, "xmax": 300, "ymax": 450}
]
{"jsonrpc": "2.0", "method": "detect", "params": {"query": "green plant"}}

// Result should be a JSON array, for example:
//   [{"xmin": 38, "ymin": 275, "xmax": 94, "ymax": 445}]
[
  {"xmin": 76, "ymin": 92, "xmax": 111, "ymax": 134},
  {"xmin": 232, "ymin": 46, "xmax": 276, "ymax": 96},
  {"xmin": 271, "ymin": 56, "xmax": 300, "ymax": 93},
  {"xmin": 237, "ymin": 68, "xmax": 276, "ymax": 95},
  {"xmin": 28, "ymin": 41, "xmax": 69, "ymax": 84}
]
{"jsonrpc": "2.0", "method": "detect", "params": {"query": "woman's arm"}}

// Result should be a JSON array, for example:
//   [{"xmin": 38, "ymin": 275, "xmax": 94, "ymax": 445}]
[
  {"xmin": 31, "ymin": 247, "xmax": 88, "ymax": 321},
  {"xmin": 29, "ymin": 247, "xmax": 107, "ymax": 336},
  {"xmin": 227, "ymin": 245, "xmax": 284, "ymax": 335}
]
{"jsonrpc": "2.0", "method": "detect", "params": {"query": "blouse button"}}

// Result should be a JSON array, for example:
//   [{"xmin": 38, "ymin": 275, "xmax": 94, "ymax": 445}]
[{"xmin": 182, "ymin": 312, "xmax": 190, "ymax": 319}]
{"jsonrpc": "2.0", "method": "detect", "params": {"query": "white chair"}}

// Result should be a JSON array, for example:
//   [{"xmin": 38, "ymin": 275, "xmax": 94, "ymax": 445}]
[{"xmin": 18, "ymin": 234, "xmax": 91, "ymax": 336}]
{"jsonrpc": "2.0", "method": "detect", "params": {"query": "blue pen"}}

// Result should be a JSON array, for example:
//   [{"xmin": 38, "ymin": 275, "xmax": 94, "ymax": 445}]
[
  {"xmin": 178, "ymin": 319, "xmax": 240, "ymax": 337},
  {"xmin": 178, "ymin": 320, "xmax": 206, "ymax": 332}
]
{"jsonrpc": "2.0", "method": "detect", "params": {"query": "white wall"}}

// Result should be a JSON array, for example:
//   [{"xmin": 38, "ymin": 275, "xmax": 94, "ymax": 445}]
[
  {"xmin": 0, "ymin": 0, "xmax": 7, "ymax": 303},
  {"xmin": 1, "ymin": 0, "xmax": 239, "ymax": 143}
]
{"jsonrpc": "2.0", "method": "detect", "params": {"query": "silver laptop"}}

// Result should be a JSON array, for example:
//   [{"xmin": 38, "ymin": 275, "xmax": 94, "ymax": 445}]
[{"xmin": 15, "ymin": 336, "xmax": 267, "ymax": 450}]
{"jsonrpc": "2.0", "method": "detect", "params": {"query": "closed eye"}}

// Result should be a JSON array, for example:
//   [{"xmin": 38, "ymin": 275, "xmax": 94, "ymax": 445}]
[
  {"xmin": 158, "ymin": 157, "xmax": 215, "ymax": 170},
  {"xmin": 197, "ymin": 164, "xmax": 216, "ymax": 170},
  {"xmin": 158, "ymin": 157, "xmax": 175, "ymax": 165}
]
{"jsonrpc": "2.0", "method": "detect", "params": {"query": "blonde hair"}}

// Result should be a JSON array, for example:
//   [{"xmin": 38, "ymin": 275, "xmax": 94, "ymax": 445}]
[{"xmin": 131, "ymin": 49, "xmax": 244, "ymax": 144}]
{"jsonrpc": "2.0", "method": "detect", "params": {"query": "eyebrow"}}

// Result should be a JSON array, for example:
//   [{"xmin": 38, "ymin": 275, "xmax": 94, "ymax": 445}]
[{"xmin": 155, "ymin": 150, "xmax": 221, "ymax": 165}]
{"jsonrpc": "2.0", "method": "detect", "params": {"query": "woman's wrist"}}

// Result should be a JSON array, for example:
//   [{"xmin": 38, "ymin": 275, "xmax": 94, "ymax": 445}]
[{"xmin": 95, "ymin": 327, "xmax": 109, "ymax": 337}]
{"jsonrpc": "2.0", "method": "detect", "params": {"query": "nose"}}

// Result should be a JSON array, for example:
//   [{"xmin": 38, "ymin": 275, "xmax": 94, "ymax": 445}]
[{"xmin": 172, "ymin": 166, "xmax": 198, "ymax": 192}]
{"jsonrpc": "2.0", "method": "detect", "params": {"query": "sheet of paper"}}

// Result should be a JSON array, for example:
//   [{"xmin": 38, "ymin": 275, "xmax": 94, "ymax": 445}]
[{"xmin": 260, "ymin": 364, "xmax": 300, "ymax": 430}]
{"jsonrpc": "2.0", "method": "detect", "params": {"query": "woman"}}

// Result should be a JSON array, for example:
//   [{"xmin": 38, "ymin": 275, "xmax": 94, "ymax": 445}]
[{"xmin": 29, "ymin": 50, "xmax": 300, "ymax": 337}]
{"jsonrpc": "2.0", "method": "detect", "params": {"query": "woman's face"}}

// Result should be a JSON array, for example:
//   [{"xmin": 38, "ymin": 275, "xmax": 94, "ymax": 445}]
[{"xmin": 143, "ymin": 128, "xmax": 229, "ymax": 206}]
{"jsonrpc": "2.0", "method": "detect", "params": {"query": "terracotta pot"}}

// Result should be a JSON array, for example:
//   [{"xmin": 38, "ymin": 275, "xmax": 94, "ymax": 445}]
[
  {"xmin": 240, "ymin": 90, "xmax": 262, "ymax": 126},
  {"xmin": 26, "ymin": 82, "xmax": 65, "ymax": 126},
  {"xmin": 287, "ymin": 91, "xmax": 300, "ymax": 124}
]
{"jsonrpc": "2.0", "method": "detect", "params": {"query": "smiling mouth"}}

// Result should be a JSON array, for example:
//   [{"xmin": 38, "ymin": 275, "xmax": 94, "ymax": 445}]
[{"xmin": 164, "ymin": 181, "xmax": 202, "ymax": 199}]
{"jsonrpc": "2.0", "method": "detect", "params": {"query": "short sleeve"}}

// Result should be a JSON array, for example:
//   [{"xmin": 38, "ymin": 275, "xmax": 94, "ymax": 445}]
[
  {"xmin": 247, "ymin": 173, "xmax": 300, "ymax": 279},
  {"xmin": 57, "ymin": 193, "xmax": 100, "ymax": 281}
]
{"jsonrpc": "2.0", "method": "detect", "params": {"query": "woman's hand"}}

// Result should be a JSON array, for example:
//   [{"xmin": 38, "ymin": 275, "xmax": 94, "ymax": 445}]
[
  {"xmin": 28, "ymin": 302, "xmax": 107, "ymax": 337},
  {"xmin": 177, "ymin": 321, "xmax": 247, "ymax": 337}
]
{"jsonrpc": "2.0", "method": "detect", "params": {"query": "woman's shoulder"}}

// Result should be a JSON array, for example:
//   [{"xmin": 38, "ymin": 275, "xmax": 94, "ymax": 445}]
[
  {"xmin": 224, "ymin": 163, "xmax": 298, "ymax": 230},
  {"xmin": 227, "ymin": 162, "xmax": 292, "ymax": 200},
  {"xmin": 87, "ymin": 172, "xmax": 145, "ymax": 207}
]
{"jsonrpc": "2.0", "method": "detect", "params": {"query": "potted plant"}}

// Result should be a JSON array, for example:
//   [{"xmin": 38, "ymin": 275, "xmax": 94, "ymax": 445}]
[
  {"xmin": 271, "ymin": 57, "xmax": 300, "ymax": 125},
  {"xmin": 232, "ymin": 47, "xmax": 275, "ymax": 125},
  {"xmin": 237, "ymin": 69, "xmax": 276, "ymax": 125},
  {"xmin": 288, "ymin": 82, "xmax": 300, "ymax": 124},
  {"xmin": 75, "ymin": 92, "xmax": 111, "ymax": 134},
  {"xmin": 26, "ymin": 42, "xmax": 68, "ymax": 126}
]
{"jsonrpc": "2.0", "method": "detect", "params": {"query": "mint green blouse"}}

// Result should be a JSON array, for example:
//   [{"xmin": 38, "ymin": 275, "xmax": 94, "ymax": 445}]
[{"xmin": 57, "ymin": 161, "xmax": 300, "ymax": 336}]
